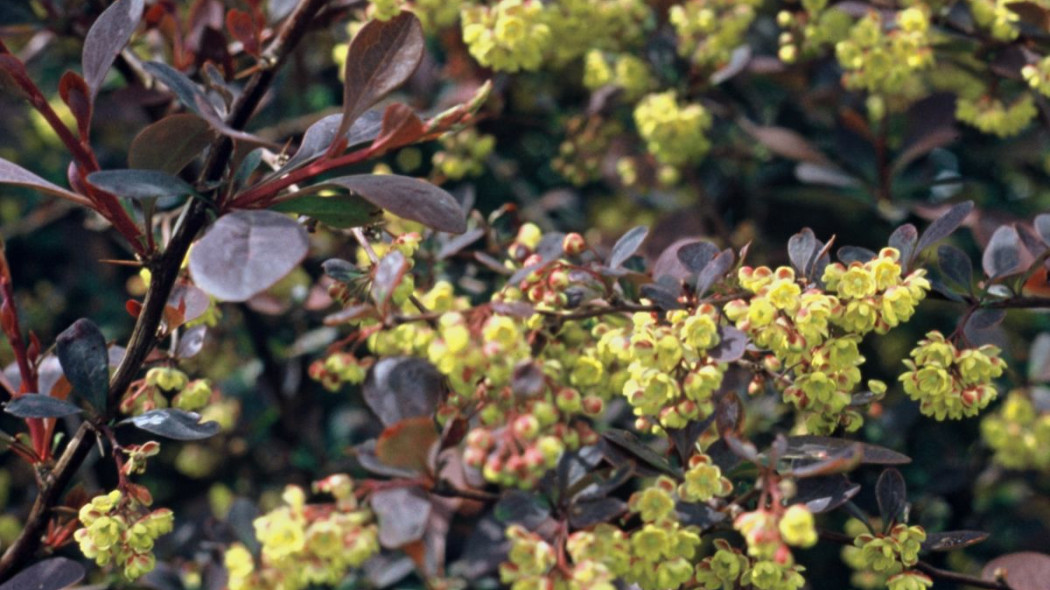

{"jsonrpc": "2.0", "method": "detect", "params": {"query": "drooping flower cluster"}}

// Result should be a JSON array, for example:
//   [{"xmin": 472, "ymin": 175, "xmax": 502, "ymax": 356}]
[
  {"xmin": 980, "ymin": 389, "xmax": 1050, "ymax": 470},
  {"xmin": 461, "ymin": 0, "xmax": 551, "ymax": 72},
  {"xmin": 120, "ymin": 367, "xmax": 214, "ymax": 415},
  {"xmin": 74, "ymin": 490, "xmax": 174, "ymax": 580},
  {"xmin": 899, "ymin": 331, "xmax": 1005, "ymax": 420},
  {"xmin": 632, "ymin": 91, "xmax": 713, "ymax": 167},
  {"xmin": 613, "ymin": 307, "xmax": 726, "ymax": 432},
  {"xmin": 669, "ymin": 0, "xmax": 762, "ymax": 69},
  {"xmin": 850, "ymin": 523, "xmax": 927, "ymax": 577},
  {"xmin": 224, "ymin": 475, "xmax": 379, "ymax": 590},
  {"xmin": 834, "ymin": 8, "xmax": 933, "ymax": 97},
  {"xmin": 726, "ymin": 247, "xmax": 929, "ymax": 432}
]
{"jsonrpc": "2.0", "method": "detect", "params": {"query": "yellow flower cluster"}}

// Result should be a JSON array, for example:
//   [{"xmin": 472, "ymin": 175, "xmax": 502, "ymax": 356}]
[
  {"xmin": 543, "ymin": 0, "xmax": 651, "ymax": 65},
  {"xmin": 980, "ymin": 390, "xmax": 1050, "ymax": 470},
  {"xmin": 967, "ymin": 0, "xmax": 1022, "ymax": 41},
  {"xmin": 726, "ymin": 248, "xmax": 927, "ymax": 432},
  {"xmin": 633, "ymin": 91, "xmax": 713, "ymax": 167},
  {"xmin": 956, "ymin": 95, "xmax": 1037, "ymax": 138},
  {"xmin": 850, "ymin": 523, "xmax": 926, "ymax": 576},
  {"xmin": 615, "ymin": 306, "xmax": 726, "ymax": 431},
  {"xmin": 553, "ymin": 116, "xmax": 622, "ymax": 186},
  {"xmin": 501, "ymin": 524, "xmax": 620, "ymax": 590},
  {"xmin": 462, "ymin": 0, "xmax": 550, "ymax": 72},
  {"xmin": 433, "ymin": 128, "xmax": 496, "ymax": 180},
  {"xmin": 582, "ymin": 51, "xmax": 652, "ymax": 100},
  {"xmin": 75, "ymin": 490, "xmax": 174, "ymax": 580},
  {"xmin": 225, "ymin": 476, "xmax": 379, "ymax": 590},
  {"xmin": 308, "ymin": 352, "xmax": 371, "ymax": 392},
  {"xmin": 121, "ymin": 367, "xmax": 213, "ymax": 415},
  {"xmin": 1022, "ymin": 56, "xmax": 1050, "ymax": 97},
  {"xmin": 899, "ymin": 330, "xmax": 1005, "ymax": 420},
  {"xmin": 669, "ymin": 0, "xmax": 762, "ymax": 69},
  {"xmin": 834, "ymin": 8, "xmax": 933, "ymax": 97}
]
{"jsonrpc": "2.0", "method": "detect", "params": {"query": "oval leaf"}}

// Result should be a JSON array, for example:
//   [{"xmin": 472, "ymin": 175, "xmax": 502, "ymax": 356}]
[
  {"xmin": 0, "ymin": 557, "xmax": 85, "ymax": 590},
  {"xmin": 270, "ymin": 193, "xmax": 378, "ymax": 228},
  {"xmin": 788, "ymin": 228, "xmax": 819, "ymax": 275},
  {"xmin": 937, "ymin": 244, "xmax": 973, "ymax": 291},
  {"xmin": 87, "ymin": 169, "xmax": 196, "ymax": 200},
  {"xmin": 922, "ymin": 530, "xmax": 988, "ymax": 552},
  {"xmin": 794, "ymin": 474, "xmax": 861, "ymax": 514},
  {"xmin": 121, "ymin": 408, "xmax": 220, "ymax": 440},
  {"xmin": 0, "ymin": 157, "xmax": 87, "ymax": 204},
  {"xmin": 982, "ymin": 552, "xmax": 1050, "ymax": 590},
  {"xmin": 1034, "ymin": 213, "xmax": 1050, "ymax": 247},
  {"xmin": 915, "ymin": 201, "xmax": 973, "ymax": 256},
  {"xmin": 837, "ymin": 246, "xmax": 877, "ymax": 265},
  {"xmin": 708, "ymin": 325, "xmax": 748, "ymax": 362},
  {"xmin": 332, "ymin": 13, "xmax": 425, "ymax": 151},
  {"xmin": 676, "ymin": 240, "xmax": 720, "ymax": 274},
  {"xmin": 129, "ymin": 113, "xmax": 216, "ymax": 174},
  {"xmin": 319, "ymin": 174, "xmax": 466, "ymax": 233},
  {"xmin": 274, "ymin": 110, "xmax": 384, "ymax": 178},
  {"xmin": 4, "ymin": 394, "xmax": 82, "ymax": 418},
  {"xmin": 744, "ymin": 123, "xmax": 829, "ymax": 164},
  {"xmin": 374, "ymin": 416, "xmax": 439, "ymax": 473},
  {"xmin": 188, "ymin": 210, "xmax": 309, "ymax": 302},
  {"xmin": 371, "ymin": 250, "xmax": 408, "ymax": 308},
  {"xmin": 784, "ymin": 436, "xmax": 911, "ymax": 465},
  {"xmin": 82, "ymin": 0, "xmax": 144, "ymax": 98},
  {"xmin": 889, "ymin": 223, "xmax": 919, "ymax": 266},
  {"xmin": 875, "ymin": 468, "xmax": 908, "ymax": 527},
  {"xmin": 982, "ymin": 225, "xmax": 1023, "ymax": 279},
  {"xmin": 608, "ymin": 226, "xmax": 649, "ymax": 269},
  {"xmin": 56, "ymin": 318, "xmax": 109, "ymax": 412},
  {"xmin": 696, "ymin": 248, "xmax": 735, "ymax": 296},
  {"xmin": 371, "ymin": 487, "xmax": 432, "ymax": 548},
  {"xmin": 363, "ymin": 356, "xmax": 443, "ymax": 426}
]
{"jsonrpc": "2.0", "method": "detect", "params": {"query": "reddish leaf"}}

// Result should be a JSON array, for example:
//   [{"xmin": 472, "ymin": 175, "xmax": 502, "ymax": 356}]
[
  {"xmin": 330, "ymin": 12, "xmax": 425, "ymax": 156},
  {"xmin": 129, "ymin": 113, "xmax": 216, "ymax": 173},
  {"xmin": 58, "ymin": 71, "xmax": 92, "ymax": 139},
  {"xmin": 785, "ymin": 436, "xmax": 911, "ymax": 465},
  {"xmin": 226, "ymin": 9, "xmax": 260, "ymax": 57},
  {"xmin": 375, "ymin": 416, "xmax": 439, "ymax": 473},
  {"xmin": 0, "ymin": 157, "xmax": 87, "ymax": 205},
  {"xmin": 742, "ymin": 121, "xmax": 829, "ymax": 164},
  {"xmin": 82, "ymin": 0, "xmax": 144, "ymax": 98},
  {"xmin": 982, "ymin": 552, "xmax": 1050, "ymax": 590},
  {"xmin": 371, "ymin": 103, "xmax": 426, "ymax": 152},
  {"xmin": 320, "ymin": 175, "xmax": 466, "ymax": 234},
  {"xmin": 922, "ymin": 530, "xmax": 988, "ymax": 552},
  {"xmin": 188, "ymin": 210, "xmax": 309, "ymax": 302}
]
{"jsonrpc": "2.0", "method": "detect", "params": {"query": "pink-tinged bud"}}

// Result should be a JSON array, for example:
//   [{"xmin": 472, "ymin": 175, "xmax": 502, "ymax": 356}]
[
  {"xmin": 463, "ymin": 446, "xmax": 487, "ymax": 468},
  {"xmin": 556, "ymin": 388, "xmax": 582, "ymax": 413},
  {"xmin": 581, "ymin": 396, "xmax": 604, "ymax": 416},
  {"xmin": 563, "ymin": 233, "xmax": 586, "ymax": 256},
  {"xmin": 512, "ymin": 415, "xmax": 541, "ymax": 440},
  {"xmin": 523, "ymin": 446, "xmax": 545, "ymax": 468},
  {"xmin": 523, "ymin": 254, "xmax": 543, "ymax": 268},
  {"xmin": 547, "ymin": 269, "xmax": 569, "ymax": 290},
  {"xmin": 748, "ymin": 376, "xmax": 765, "ymax": 396}
]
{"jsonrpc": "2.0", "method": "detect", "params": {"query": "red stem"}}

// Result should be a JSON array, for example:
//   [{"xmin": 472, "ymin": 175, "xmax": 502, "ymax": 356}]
[{"xmin": 0, "ymin": 277, "xmax": 48, "ymax": 461}]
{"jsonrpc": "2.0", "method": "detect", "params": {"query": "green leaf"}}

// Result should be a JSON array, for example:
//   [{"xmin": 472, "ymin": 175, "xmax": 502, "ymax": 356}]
[{"xmin": 270, "ymin": 194, "xmax": 378, "ymax": 228}]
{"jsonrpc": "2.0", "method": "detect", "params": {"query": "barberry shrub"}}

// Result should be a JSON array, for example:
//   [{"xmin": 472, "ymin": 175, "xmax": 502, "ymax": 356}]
[{"xmin": 0, "ymin": 1, "xmax": 1049, "ymax": 590}]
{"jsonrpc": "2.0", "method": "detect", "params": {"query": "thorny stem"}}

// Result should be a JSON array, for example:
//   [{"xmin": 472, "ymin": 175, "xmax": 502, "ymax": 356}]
[{"xmin": 0, "ymin": 0, "xmax": 332, "ymax": 579}]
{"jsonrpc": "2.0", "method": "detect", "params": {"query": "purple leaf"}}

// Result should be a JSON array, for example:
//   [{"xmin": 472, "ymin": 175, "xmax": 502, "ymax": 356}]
[
  {"xmin": 371, "ymin": 250, "xmax": 409, "ymax": 308},
  {"xmin": 982, "ymin": 552, "xmax": 1050, "ymax": 590},
  {"xmin": 915, "ymin": 201, "xmax": 973, "ymax": 258},
  {"xmin": 363, "ymin": 356, "xmax": 443, "ymax": 427},
  {"xmin": 0, "ymin": 557, "xmax": 85, "ymax": 590},
  {"xmin": 607, "ymin": 225, "xmax": 649, "ymax": 269},
  {"xmin": 937, "ymin": 245, "xmax": 973, "ymax": 291},
  {"xmin": 696, "ymin": 249, "xmax": 735, "ymax": 296},
  {"xmin": 788, "ymin": 228, "xmax": 819, "ymax": 276},
  {"xmin": 875, "ymin": 468, "xmax": 907, "ymax": 527},
  {"xmin": 371, "ymin": 487, "xmax": 432, "ymax": 548},
  {"xmin": 982, "ymin": 225, "xmax": 1022, "ymax": 279},
  {"xmin": 0, "ymin": 157, "xmax": 86, "ymax": 204},
  {"xmin": 121, "ymin": 408, "xmax": 220, "ymax": 440},
  {"xmin": 82, "ymin": 0, "xmax": 144, "ymax": 98},
  {"xmin": 889, "ymin": 223, "xmax": 919, "ymax": 266},
  {"xmin": 4, "ymin": 394, "xmax": 83, "ymax": 418},
  {"xmin": 319, "ymin": 174, "xmax": 466, "ymax": 234},
  {"xmin": 332, "ymin": 13, "xmax": 425, "ymax": 153},
  {"xmin": 188, "ymin": 210, "xmax": 309, "ymax": 302},
  {"xmin": 708, "ymin": 326, "xmax": 748, "ymax": 362},
  {"xmin": 128, "ymin": 113, "xmax": 216, "ymax": 174},
  {"xmin": 922, "ymin": 530, "xmax": 988, "ymax": 552},
  {"xmin": 1034, "ymin": 213, "xmax": 1050, "ymax": 247},
  {"xmin": 56, "ymin": 318, "xmax": 109, "ymax": 413}
]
